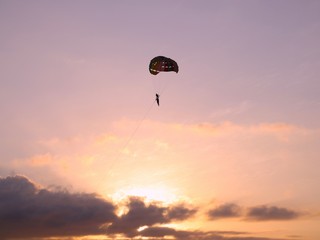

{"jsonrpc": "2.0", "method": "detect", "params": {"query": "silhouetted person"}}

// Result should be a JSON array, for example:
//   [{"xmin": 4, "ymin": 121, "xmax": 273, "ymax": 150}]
[{"xmin": 156, "ymin": 93, "xmax": 160, "ymax": 106}]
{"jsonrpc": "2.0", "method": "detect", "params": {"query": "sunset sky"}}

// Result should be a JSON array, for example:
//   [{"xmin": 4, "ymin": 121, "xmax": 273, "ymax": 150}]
[{"xmin": 1, "ymin": 1, "xmax": 320, "ymax": 240}]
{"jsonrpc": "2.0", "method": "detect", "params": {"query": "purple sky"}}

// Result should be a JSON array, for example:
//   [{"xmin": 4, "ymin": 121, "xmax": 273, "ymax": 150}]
[{"xmin": 1, "ymin": 1, "xmax": 320, "ymax": 239}]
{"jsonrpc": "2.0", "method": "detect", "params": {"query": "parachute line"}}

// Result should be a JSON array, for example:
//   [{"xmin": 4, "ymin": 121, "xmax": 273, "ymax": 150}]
[{"xmin": 106, "ymin": 99, "xmax": 156, "ymax": 176}]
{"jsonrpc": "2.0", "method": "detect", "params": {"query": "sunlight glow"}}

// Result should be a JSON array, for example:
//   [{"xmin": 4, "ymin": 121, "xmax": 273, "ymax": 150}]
[
  {"xmin": 112, "ymin": 185, "xmax": 179, "ymax": 204},
  {"xmin": 137, "ymin": 225, "xmax": 148, "ymax": 232}
]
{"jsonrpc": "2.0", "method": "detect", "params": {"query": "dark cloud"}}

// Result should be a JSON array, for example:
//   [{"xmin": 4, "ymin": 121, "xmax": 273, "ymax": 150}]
[
  {"xmin": 140, "ymin": 226, "xmax": 230, "ymax": 239},
  {"xmin": 0, "ymin": 175, "xmax": 117, "ymax": 238},
  {"xmin": 167, "ymin": 203, "xmax": 198, "ymax": 221},
  {"xmin": 140, "ymin": 226, "xmax": 178, "ymax": 238},
  {"xmin": 207, "ymin": 203, "xmax": 301, "ymax": 222},
  {"xmin": 0, "ymin": 175, "xmax": 302, "ymax": 240},
  {"xmin": 107, "ymin": 196, "xmax": 197, "ymax": 237},
  {"xmin": 208, "ymin": 203, "xmax": 242, "ymax": 220},
  {"xmin": 107, "ymin": 197, "xmax": 167, "ymax": 237},
  {"xmin": 139, "ymin": 227, "xmax": 287, "ymax": 240},
  {"xmin": 246, "ymin": 205, "xmax": 300, "ymax": 221},
  {"xmin": 0, "ymin": 176, "xmax": 197, "ymax": 239}
]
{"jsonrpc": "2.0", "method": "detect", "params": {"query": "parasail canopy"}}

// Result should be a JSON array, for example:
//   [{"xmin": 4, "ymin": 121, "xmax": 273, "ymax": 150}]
[{"xmin": 149, "ymin": 56, "xmax": 179, "ymax": 75}]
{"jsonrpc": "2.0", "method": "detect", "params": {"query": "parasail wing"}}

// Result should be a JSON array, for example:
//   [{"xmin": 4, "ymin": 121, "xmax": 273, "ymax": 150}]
[{"xmin": 149, "ymin": 56, "xmax": 179, "ymax": 75}]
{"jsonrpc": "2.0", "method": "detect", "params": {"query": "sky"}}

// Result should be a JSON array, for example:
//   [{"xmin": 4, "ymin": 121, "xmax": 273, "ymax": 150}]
[{"xmin": 1, "ymin": 0, "xmax": 320, "ymax": 239}]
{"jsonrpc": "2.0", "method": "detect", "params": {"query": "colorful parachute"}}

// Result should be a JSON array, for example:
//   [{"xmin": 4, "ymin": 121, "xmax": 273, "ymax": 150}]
[{"xmin": 149, "ymin": 56, "xmax": 179, "ymax": 75}]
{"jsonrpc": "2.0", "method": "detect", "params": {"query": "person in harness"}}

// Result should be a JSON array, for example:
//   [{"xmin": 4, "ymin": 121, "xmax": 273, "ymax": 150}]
[{"xmin": 156, "ymin": 93, "xmax": 160, "ymax": 106}]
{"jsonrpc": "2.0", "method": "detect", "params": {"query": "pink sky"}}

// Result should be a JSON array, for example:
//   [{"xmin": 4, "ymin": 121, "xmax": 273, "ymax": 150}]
[{"xmin": 1, "ymin": 1, "xmax": 320, "ymax": 239}]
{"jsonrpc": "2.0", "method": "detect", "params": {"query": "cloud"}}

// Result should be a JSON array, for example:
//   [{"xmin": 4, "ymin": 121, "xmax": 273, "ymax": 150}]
[
  {"xmin": 0, "ymin": 175, "xmax": 302, "ymax": 240},
  {"xmin": 245, "ymin": 205, "xmax": 301, "ymax": 221},
  {"xmin": 0, "ymin": 175, "xmax": 117, "ymax": 238},
  {"xmin": 207, "ymin": 203, "xmax": 242, "ymax": 220},
  {"xmin": 0, "ymin": 175, "xmax": 198, "ymax": 239},
  {"xmin": 139, "ymin": 227, "xmax": 287, "ymax": 240},
  {"xmin": 207, "ymin": 203, "xmax": 302, "ymax": 222},
  {"xmin": 107, "ymin": 196, "xmax": 197, "ymax": 237},
  {"xmin": 167, "ymin": 203, "xmax": 198, "ymax": 221},
  {"xmin": 139, "ymin": 227, "xmax": 192, "ymax": 239}
]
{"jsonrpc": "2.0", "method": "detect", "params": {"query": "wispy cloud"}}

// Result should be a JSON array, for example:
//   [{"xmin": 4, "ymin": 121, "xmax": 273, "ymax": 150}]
[{"xmin": 5, "ymin": 119, "xmax": 320, "ymax": 208}]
